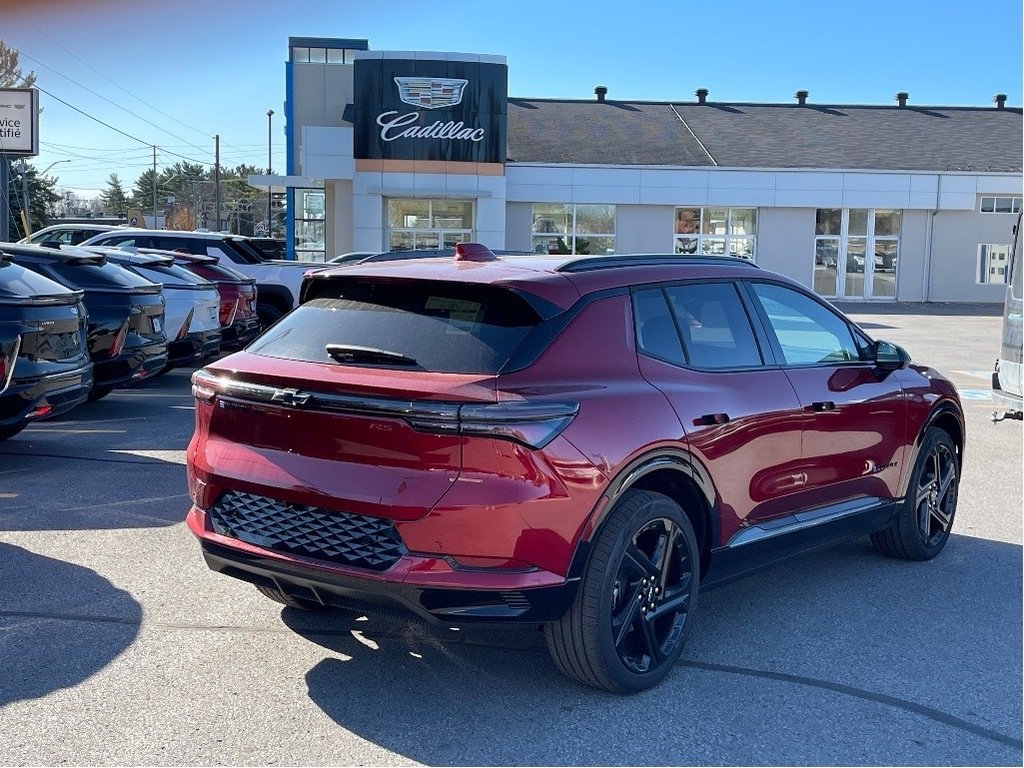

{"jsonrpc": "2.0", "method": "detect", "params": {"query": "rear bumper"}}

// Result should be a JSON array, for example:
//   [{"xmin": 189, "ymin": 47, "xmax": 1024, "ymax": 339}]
[
  {"xmin": 187, "ymin": 506, "xmax": 579, "ymax": 624},
  {"xmin": 168, "ymin": 329, "xmax": 222, "ymax": 367},
  {"xmin": 94, "ymin": 341, "xmax": 168, "ymax": 389},
  {"xmin": 0, "ymin": 363, "xmax": 94, "ymax": 428},
  {"xmin": 220, "ymin": 317, "xmax": 260, "ymax": 352}
]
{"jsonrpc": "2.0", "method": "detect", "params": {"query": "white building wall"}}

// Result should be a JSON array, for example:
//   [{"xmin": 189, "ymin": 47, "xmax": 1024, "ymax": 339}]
[
  {"xmin": 755, "ymin": 208, "xmax": 816, "ymax": 289},
  {"xmin": 505, "ymin": 202, "xmax": 533, "ymax": 252},
  {"xmin": 929, "ymin": 211, "xmax": 1019, "ymax": 302},
  {"xmin": 896, "ymin": 210, "xmax": 930, "ymax": 302},
  {"xmin": 615, "ymin": 205, "xmax": 675, "ymax": 253}
]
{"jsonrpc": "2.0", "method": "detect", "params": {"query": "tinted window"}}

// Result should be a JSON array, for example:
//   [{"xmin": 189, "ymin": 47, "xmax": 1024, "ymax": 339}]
[
  {"xmin": 633, "ymin": 288, "xmax": 685, "ymax": 365},
  {"xmin": 249, "ymin": 279, "xmax": 541, "ymax": 374},
  {"xmin": 92, "ymin": 234, "xmax": 143, "ymax": 248},
  {"xmin": 152, "ymin": 236, "xmax": 196, "ymax": 252},
  {"xmin": 751, "ymin": 282, "xmax": 863, "ymax": 365},
  {"xmin": 49, "ymin": 260, "xmax": 160, "ymax": 291},
  {"xmin": 134, "ymin": 263, "xmax": 209, "ymax": 287},
  {"xmin": 665, "ymin": 283, "xmax": 763, "ymax": 369}
]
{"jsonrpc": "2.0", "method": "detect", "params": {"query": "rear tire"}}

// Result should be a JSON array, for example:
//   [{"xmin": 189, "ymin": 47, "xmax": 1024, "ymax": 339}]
[
  {"xmin": 256, "ymin": 304, "xmax": 283, "ymax": 332},
  {"xmin": 255, "ymin": 584, "xmax": 330, "ymax": 611},
  {"xmin": 544, "ymin": 489, "xmax": 699, "ymax": 693},
  {"xmin": 871, "ymin": 427, "xmax": 959, "ymax": 561}
]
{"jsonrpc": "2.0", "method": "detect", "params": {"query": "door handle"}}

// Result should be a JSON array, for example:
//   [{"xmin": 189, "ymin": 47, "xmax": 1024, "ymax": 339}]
[
  {"xmin": 809, "ymin": 401, "xmax": 836, "ymax": 412},
  {"xmin": 695, "ymin": 412, "xmax": 730, "ymax": 426}
]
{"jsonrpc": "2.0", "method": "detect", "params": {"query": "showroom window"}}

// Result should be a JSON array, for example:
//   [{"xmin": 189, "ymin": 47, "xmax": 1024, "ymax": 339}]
[
  {"xmin": 673, "ymin": 207, "xmax": 757, "ymax": 260},
  {"xmin": 813, "ymin": 208, "xmax": 901, "ymax": 300},
  {"xmin": 531, "ymin": 204, "xmax": 616, "ymax": 255},
  {"xmin": 387, "ymin": 199, "xmax": 473, "ymax": 251},
  {"xmin": 980, "ymin": 196, "xmax": 1022, "ymax": 214},
  {"xmin": 294, "ymin": 189, "xmax": 326, "ymax": 262},
  {"xmin": 977, "ymin": 244, "xmax": 1011, "ymax": 284}
]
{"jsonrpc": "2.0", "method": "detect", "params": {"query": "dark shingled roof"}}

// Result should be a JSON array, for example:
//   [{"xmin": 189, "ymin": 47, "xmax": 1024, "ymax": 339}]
[{"xmin": 507, "ymin": 99, "xmax": 1023, "ymax": 172}]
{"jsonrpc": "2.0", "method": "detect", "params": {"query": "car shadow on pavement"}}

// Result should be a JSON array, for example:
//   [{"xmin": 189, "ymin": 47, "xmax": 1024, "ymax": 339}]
[
  {"xmin": 286, "ymin": 533, "xmax": 1022, "ymax": 766},
  {"xmin": 0, "ymin": 543, "xmax": 141, "ymax": 708},
  {"xmin": 0, "ymin": 371, "xmax": 194, "ymax": 532}
]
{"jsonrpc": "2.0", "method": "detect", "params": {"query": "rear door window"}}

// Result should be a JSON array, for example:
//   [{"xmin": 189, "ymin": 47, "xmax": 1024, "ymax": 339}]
[
  {"xmin": 248, "ymin": 279, "xmax": 542, "ymax": 374},
  {"xmin": 664, "ymin": 283, "xmax": 763, "ymax": 369}
]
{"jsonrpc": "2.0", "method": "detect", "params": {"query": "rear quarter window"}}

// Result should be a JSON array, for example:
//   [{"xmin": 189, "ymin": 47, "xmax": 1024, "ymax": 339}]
[{"xmin": 248, "ymin": 279, "xmax": 541, "ymax": 374}]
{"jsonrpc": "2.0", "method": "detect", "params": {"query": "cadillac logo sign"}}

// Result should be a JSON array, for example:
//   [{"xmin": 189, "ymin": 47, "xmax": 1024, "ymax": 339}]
[{"xmin": 394, "ymin": 77, "xmax": 468, "ymax": 109}]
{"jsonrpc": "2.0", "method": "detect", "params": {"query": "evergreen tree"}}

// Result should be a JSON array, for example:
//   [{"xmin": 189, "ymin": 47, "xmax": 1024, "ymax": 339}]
[{"xmin": 100, "ymin": 173, "xmax": 129, "ymax": 217}]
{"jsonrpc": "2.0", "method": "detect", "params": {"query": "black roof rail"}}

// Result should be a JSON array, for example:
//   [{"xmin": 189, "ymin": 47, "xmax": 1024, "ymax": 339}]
[{"xmin": 556, "ymin": 254, "xmax": 760, "ymax": 273}]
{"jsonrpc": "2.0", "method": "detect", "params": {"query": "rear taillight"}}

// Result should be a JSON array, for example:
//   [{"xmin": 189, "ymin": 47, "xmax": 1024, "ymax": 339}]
[
  {"xmin": 0, "ymin": 335, "xmax": 22, "ymax": 395},
  {"xmin": 109, "ymin": 320, "xmax": 129, "ymax": 358},
  {"xmin": 220, "ymin": 297, "xmax": 239, "ymax": 328},
  {"xmin": 410, "ymin": 400, "xmax": 579, "ymax": 449},
  {"xmin": 191, "ymin": 369, "xmax": 219, "ymax": 402},
  {"xmin": 177, "ymin": 308, "xmax": 195, "ymax": 341}
]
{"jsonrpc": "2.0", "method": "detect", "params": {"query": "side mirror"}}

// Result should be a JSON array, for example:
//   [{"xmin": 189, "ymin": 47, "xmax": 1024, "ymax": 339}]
[{"xmin": 874, "ymin": 340, "xmax": 911, "ymax": 371}]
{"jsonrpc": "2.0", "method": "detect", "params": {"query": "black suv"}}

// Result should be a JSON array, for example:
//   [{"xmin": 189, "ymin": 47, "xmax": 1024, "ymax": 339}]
[
  {"xmin": 1, "ymin": 244, "xmax": 168, "ymax": 401},
  {"xmin": 0, "ymin": 253, "xmax": 93, "ymax": 440}
]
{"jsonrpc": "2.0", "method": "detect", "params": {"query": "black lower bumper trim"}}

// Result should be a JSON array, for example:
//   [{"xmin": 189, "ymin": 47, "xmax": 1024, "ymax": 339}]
[
  {"xmin": 0, "ymin": 364, "xmax": 94, "ymax": 428},
  {"xmin": 168, "ymin": 330, "xmax": 222, "ymax": 366},
  {"xmin": 200, "ymin": 539, "xmax": 578, "ymax": 624}
]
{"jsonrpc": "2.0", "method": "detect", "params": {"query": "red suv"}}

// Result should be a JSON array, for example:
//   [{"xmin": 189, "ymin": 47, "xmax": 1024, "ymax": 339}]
[{"xmin": 186, "ymin": 246, "xmax": 964, "ymax": 692}]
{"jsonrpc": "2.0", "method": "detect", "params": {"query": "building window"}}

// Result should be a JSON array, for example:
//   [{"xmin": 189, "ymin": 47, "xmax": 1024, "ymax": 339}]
[
  {"xmin": 294, "ymin": 189, "xmax": 326, "ymax": 262},
  {"xmin": 980, "ymin": 196, "xmax": 1022, "ymax": 214},
  {"xmin": 387, "ymin": 199, "xmax": 473, "ymax": 251},
  {"xmin": 813, "ymin": 208, "xmax": 901, "ymax": 300},
  {"xmin": 978, "ymin": 244, "xmax": 1011, "ymax": 284},
  {"xmin": 532, "ymin": 204, "xmax": 616, "ymax": 255},
  {"xmin": 291, "ymin": 47, "xmax": 357, "ymax": 64},
  {"xmin": 673, "ymin": 207, "xmax": 757, "ymax": 260}
]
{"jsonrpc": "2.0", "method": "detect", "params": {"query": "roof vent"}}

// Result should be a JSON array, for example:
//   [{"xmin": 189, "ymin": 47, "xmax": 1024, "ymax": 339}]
[
  {"xmin": 454, "ymin": 243, "xmax": 496, "ymax": 262},
  {"xmin": 795, "ymin": 90, "xmax": 809, "ymax": 105},
  {"xmin": 994, "ymin": 93, "xmax": 1007, "ymax": 109},
  {"xmin": 594, "ymin": 85, "xmax": 608, "ymax": 102},
  {"xmin": 695, "ymin": 88, "xmax": 709, "ymax": 104},
  {"xmin": 896, "ymin": 91, "xmax": 909, "ymax": 107}
]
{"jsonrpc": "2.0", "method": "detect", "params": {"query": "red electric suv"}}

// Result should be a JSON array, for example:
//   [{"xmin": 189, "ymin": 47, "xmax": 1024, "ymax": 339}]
[{"xmin": 186, "ymin": 245, "xmax": 964, "ymax": 692}]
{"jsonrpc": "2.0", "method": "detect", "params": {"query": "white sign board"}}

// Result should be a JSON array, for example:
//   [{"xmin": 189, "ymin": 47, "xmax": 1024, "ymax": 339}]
[{"xmin": 0, "ymin": 88, "xmax": 39, "ymax": 157}]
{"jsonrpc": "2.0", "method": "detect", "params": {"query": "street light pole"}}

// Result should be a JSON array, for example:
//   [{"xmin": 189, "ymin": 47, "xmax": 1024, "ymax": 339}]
[{"xmin": 267, "ymin": 109, "xmax": 274, "ymax": 235}]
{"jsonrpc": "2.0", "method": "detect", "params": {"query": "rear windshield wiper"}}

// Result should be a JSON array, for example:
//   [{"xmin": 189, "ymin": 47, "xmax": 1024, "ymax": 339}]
[{"xmin": 325, "ymin": 344, "xmax": 418, "ymax": 367}]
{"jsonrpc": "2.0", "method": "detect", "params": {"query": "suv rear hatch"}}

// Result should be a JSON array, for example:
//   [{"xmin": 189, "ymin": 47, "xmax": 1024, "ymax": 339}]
[{"xmin": 192, "ymin": 275, "xmax": 564, "ymax": 523}]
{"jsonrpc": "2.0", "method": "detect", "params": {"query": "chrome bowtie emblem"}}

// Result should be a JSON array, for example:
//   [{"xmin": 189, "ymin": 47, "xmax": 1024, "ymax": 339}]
[{"xmin": 271, "ymin": 388, "xmax": 311, "ymax": 407}]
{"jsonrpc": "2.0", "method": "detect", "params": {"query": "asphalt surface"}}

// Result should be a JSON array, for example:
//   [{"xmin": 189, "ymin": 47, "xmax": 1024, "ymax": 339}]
[{"xmin": 0, "ymin": 306, "xmax": 1021, "ymax": 766}]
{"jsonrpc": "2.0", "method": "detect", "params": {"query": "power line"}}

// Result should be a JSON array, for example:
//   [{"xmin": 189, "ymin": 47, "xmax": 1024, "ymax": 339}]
[
  {"xmin": 18, "ymin": 49, "xmax": 214, "ymax": 160},
  {"xmin": 32, "ymin": 85, "xmax": 212, "ymax": 165},
  {"xmin": 22, "ymin": 22, "xmax": 259, "ymax": 159}
]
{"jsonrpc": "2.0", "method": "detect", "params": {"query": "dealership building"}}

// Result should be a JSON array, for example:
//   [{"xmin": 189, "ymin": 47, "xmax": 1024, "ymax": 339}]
[{"xmin": 252, "ymin": 36, "xmax": 1023, "ymax": 303}]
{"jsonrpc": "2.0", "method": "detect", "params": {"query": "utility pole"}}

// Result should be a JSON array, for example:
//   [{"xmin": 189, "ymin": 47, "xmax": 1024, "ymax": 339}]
[
  {"xmin": 19, "ymin": 159, "xmax": 32, "ymax": 237},
  {"xmin": 151, "ymin": 146, "xmax": 157, "ymax": 229},
  {"xmin": 0, "ymin": 154, "xmax": 9, "ymax": 242},
  {"xmin": 267, "ymin": 109, "xmax": 274, "ymax": 235},
  {"xmin": 214, "ymin": 135, "xmax": 221, "ymax": 232}
]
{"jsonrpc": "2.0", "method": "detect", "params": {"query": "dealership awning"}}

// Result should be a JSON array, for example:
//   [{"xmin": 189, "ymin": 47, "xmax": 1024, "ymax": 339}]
[{"xmin": 246, "ymin": 174, "xmax": 324, "ymax": 193}]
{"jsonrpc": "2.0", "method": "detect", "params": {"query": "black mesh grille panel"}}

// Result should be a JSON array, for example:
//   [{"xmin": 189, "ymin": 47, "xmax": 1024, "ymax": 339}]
[{"xmin": 208, "ymin": 491, "xmax": 406, "ymax": 571}]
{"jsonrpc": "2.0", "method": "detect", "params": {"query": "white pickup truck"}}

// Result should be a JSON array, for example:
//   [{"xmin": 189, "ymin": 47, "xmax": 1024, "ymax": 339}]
[{"xmin": 79, "ymin": 229, "xmax": 323, "ymax": 328}]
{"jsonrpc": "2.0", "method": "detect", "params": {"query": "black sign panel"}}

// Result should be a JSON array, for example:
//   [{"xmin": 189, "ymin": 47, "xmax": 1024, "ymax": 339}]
[{"xmin": 354, "ymin": 57, "xmax": 507, "ymax": 164}]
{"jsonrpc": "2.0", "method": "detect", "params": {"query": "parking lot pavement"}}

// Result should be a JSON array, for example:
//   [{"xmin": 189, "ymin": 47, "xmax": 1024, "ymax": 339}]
[{"xmin": 1, "ymin": 308, "xmax": 1021, "ymax": 766}]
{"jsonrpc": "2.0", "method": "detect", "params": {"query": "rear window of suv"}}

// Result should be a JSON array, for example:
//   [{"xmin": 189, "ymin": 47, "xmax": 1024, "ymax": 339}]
[{"xmin": 248, "ymin": 279, "xmax": 542, "ymax": 374}]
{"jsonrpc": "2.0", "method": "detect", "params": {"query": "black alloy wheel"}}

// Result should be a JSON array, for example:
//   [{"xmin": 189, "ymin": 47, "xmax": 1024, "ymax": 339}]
[
  {"xmin": 610, "ymin": 517, "xmax": 694, "ymax": 674},
  {"xmin": 544, "ymin": 489, "xmax": 700, "ymax": 692},
  {"xmin": 871, "ymin": 427, "xmax": 959, "ymax": 560}
]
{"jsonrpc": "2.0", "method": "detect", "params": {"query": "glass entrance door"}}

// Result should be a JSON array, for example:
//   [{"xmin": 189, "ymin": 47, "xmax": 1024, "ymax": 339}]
[
  {"xmin": 387, "ymin": 199, "xmax": 473, "ymax": 251},
  {"xmin": 814, "ymin": 208, "xmax": 901, "ymax": 300}
]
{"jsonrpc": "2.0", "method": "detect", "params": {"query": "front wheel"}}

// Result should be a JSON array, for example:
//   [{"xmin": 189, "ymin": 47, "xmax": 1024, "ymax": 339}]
[
  {"xmin": 871, "ymin": 427, "xmax": 959, "ymax": 560},
  {"xmin": 544, "ymin": 489, "xmax": 699, "ymax": 693},
  {"xmin": 87, "ymin": 384, "xmax": 115, "ymax": 402},
  {"xmin": 0, "ymin": 423, "xmax": 26, "ymax": 441}
]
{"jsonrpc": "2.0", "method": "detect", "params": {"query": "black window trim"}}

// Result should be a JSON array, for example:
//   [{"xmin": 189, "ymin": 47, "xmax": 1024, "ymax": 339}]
[
  {"xmin": 630, "ymin": 278, "xmax": 776, "ymax": 373},
  {"xmin": 739, "ymin": 278, "xmax": 874, "ymax": 370}
]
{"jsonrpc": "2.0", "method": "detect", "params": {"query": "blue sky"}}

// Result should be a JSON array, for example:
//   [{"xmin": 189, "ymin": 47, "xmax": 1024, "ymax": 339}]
[{"xmin": 3, "ymin": 0, "xmax": 1021, "ymax": 196}]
